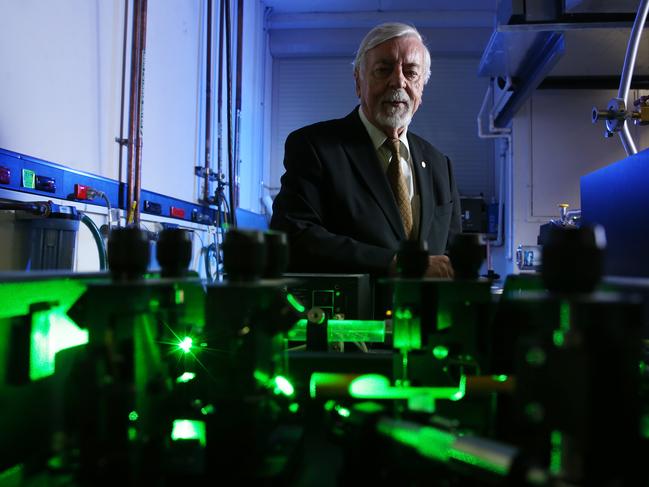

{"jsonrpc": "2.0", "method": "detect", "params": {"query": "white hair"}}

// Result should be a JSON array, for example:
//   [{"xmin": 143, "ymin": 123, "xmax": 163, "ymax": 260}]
[{"xmin": 353, "ymin": 22, "xmax": 431, "ymax": 85}]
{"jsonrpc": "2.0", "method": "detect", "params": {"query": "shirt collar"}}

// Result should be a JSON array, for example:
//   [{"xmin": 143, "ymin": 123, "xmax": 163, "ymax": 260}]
[{"xmin": 358, "ymin": 106, "xmax": 410, "ymax": 155}]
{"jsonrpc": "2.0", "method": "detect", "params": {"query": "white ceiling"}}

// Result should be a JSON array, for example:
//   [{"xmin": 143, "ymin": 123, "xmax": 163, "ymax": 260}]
[
  {"xmin": 263, "ymin": 0, "xmax": 499, "ymax": 57},
  {"xmin": 262, "ymin": 0, "xmax": 499, "ymax": 14}
]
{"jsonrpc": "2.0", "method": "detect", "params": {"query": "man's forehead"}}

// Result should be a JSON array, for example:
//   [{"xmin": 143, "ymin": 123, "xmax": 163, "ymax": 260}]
[{"xmin": 367, "ymin": 36, "xmax": 424, "ymax": 63}]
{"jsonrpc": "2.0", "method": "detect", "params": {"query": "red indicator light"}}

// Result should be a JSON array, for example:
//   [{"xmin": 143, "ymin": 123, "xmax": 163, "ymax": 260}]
[
  {"xmin": 74, "ymin": 184, "xmax": 89, "ymax": 200},
  {"xmin": 170, "ymin": 207, "xmax": 185, "ymax": 219}
]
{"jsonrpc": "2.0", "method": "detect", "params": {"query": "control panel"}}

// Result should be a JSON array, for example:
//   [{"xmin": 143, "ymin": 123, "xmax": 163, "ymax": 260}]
[{"xmin": 0, "ymin": 147, "xmax": 216, "ymax": 224}]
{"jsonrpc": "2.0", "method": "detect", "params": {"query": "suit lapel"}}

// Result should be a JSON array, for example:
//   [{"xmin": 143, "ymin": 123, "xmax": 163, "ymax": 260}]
[
  {"xmin": 341, "ymin": 109, "xmax": 405, "ymax": 239},
  {"xmin": 408, "ymin": 134, "xmax": 434, "ymax": 242}
]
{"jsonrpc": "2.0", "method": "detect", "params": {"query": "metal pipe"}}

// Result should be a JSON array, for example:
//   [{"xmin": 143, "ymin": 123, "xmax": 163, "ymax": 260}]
[
  {"xmin": 619, "ymin": 121, "xmax": 638, "ymax": 155},
  {"xmin": 217, "ymin": 0, "xmax": 224, "ymax": 182},
  {"xmin": 203, "ymin": 0, "xmax": 214, "ymax": 203},
  {"xmin": 126, "ymin": 0, "xmax": 142, "ymax": 223},
  {"xmin": 618, "ymin": 0, "xmax": 649, "ymax": 104},
  {"xmin": 117, "ymin": 0, "xmax": 129, "ymax": 196},
  {"xmin": 616, "ymin": 0, "xmax": 649, "ymax": 156},
  {"xmin": 477, "ymin": 83, "xmax": 511, "ymax": 250},
  {"xmin": 132, "ymin": 0, "xmax": 148, "ymax": 225},
  {"xmin": 225, "ymin": 0, "xmax": 236, "ymax": 226},
  {"xmin": 212, "ymin": 0, "xmax": 225, "ymax": 278},
  {"xmin": 233, "ymin": 0, "xmax": 244, "ymax": 210}
]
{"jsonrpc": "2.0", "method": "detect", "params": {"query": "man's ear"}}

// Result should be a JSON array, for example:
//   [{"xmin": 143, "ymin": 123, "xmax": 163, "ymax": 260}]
[{"xmin": 354, "ymin": 71, "xmax": 361, "ymax": 98}]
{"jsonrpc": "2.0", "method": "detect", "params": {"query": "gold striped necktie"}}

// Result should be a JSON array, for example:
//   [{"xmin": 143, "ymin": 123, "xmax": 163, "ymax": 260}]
[{"xmin": 386, "ymin": 138, "xmax": 413, "ymax": 238}]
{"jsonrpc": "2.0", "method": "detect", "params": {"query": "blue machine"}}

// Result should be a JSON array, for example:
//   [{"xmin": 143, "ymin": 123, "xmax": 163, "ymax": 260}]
[{"xmin": 581, "ymin": 147, "xmax": 649, "ymax": 277}]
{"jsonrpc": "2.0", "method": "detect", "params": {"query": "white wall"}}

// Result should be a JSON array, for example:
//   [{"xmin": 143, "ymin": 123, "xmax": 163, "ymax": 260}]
[
  {"xmin": 0, "ymin": 0, "xmax": 205, "ymax": 202},
  {"xmin": 141, "ymin": 0, "xmax": 203, "ymax": 200},
  {"xmin": 0, "ymin": 0, "xmax": 116, "ymax": 174},
  {"xmin": 238, "ymin": 0, "xmax": 270, "ymax": 212}
]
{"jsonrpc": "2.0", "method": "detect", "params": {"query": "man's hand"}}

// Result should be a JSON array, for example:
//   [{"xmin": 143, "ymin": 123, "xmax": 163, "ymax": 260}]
[
  {"xmin": 424, "ymin": 255, "xmax": 454, "ymax": 278},
  {"xmin": 388, "ymin": 254, "xmax": 454, "ymax": 278}
]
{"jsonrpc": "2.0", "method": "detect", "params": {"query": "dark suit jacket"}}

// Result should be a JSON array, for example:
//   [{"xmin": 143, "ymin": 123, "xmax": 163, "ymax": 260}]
[{"xmin": 270, "ymin": 107, "xmax": 462, "ymax": 276}]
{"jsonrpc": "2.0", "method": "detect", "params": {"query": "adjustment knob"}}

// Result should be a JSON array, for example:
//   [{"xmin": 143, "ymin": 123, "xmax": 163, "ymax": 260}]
[
  {"xmin": 448, "ymin": 233, "xmax": 486, "ymax": 279},
  {"xmin": 107, "ymin": 227, "xmax": 150, "ymax": 280},
  {"xmin": 222, "ymin": 229, "xmax": 266, "ymax": 281},
  {"xmin": 157, "ymin": 228, "xmax": 192, "ymax": 278}
]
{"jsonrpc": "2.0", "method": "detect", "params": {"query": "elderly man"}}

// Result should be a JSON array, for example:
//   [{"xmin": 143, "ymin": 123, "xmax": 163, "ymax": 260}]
[{"xmin": 271, "ymin": 22, "xmax": 462, "ymax": 277}]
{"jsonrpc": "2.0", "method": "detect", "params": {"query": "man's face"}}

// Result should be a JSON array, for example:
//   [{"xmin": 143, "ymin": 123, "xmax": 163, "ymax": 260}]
[{"xmin": 355, "ymin": 35, "xmax": 426, "ymax": 135}]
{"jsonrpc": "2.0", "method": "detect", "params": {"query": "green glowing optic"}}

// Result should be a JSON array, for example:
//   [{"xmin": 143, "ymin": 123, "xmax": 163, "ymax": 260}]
[
  {"xmin": 451, "ymin": 375, "xmax": 467, "ymax": 401},
  {"xmin": 349, "ymin": 374, "xmax": 391, "ymax": 397},
  {"xmin": 288, "ymin": 319, "xmax": 385, "ymax": 343},
  {"xmin": 433, "ymin": 345, "xmax": 449, "ymax": 360},
  {"xmin": 310, "ymin": 376, "xmax": 318, "ymax": 399},
  {"xmin": 30, "ymin": 310, "xmax": 89, "ymax": 381},
  {"xmin": 395, "ymin": 308, "xmax": 413, "ymax": 320},
  {"xmin": 324, "ymin": 400, "xmax": 336, "ymax": 411},
  {"xmin": 129, "ymin": 411, "xmax": 139, "ymax": 422},
  {"xmin": 449, "ymin": 448, "xmax": 509, "ymax": 476},
  {"xmin": 437, "ymin": 309, "xmax": 452, "ymax": 331},
  {"xmin": 176, "ymin": 372, "xmax": 196, "ymax": 383},
  {"xmin": 353, "ymin": 401, "xmax": 384, "ymax": 414},
  {"xmin": 526, "ymin": 347, "xmax": 546, "ymax": 366},
  {"xmin": 200, "ymin": 405, "xmax": 215, "ymax": 416},
  {"xmin": 336, "ymin": 406, "xmax": 351, "ymax": 418},
  {"xmin": 128, "ymin": 426, "xmax": 138, "ymax": 441},
  {"xmin": 178, "ymin": 337, "xmax": 193, "ymax": 353},
  {"xmin": 549, "ymin": 430, "xmax": 562, "ymax": 475},
  {"xmin": 378, "ymin": 418, "xmax": 455, "ymax": 463},
  {"xmin": 274, "ymin": 376, "xmax": 295, "ymax": 397},
  {"xmin": 392, "ymin": 306, "xmax": 421, "ymax": 350},
  {"xmin": 254, "ymin": 369, "xmax": 270, "ymax": 385},
  {"xmin": 287, "ymin": 293, "xmax": 306, "ymax": 313},
  {"xmin": 554, "ymin": 301, "xmax": 571, "ymax": 348},
  {"xmin": 349, "ymin": 374, "xmax": 465, "ymax": 401},
  {"xmin": 492, "ymin": 374, "xmax": 508, "ymax": 382},
  {"xmin": 289, "ymin": 403, "xmax": 300, "ymax": 414},
  {"xmin": 171, "ymin": 419, "xmax": 206, "ymax": 447}
]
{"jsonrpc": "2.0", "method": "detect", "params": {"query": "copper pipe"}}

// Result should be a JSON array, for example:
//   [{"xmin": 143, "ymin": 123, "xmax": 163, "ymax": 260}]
[
  {"xmin": 126, "ymin": 0, "xmax": 142, "ymax": 223},
  {"xmin": 133, "ymin": 0, "xmax": 148, "ymax": 225},
  {"xmin": 464, "ymin": 375, "xmax": 516, "ymax": 396}
]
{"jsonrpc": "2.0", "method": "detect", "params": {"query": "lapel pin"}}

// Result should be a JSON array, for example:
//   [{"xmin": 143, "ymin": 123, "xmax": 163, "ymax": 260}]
[{"xmin": 421, "ymin": 161, "xmax": 427, "ymax": 168}]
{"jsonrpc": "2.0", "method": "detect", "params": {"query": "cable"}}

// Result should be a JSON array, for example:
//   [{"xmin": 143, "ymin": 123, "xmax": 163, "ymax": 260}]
[
  {"xmin": 86, "ymin": 189, "xmax": 113, "ymax": 230},
  {"xmin": 80, "ymin": 213, "xmax": 108, "ymax": 270},
  {"xmin": 204, "ymin": 242, "xmax": 218, "ymax": 283},
  {"xmin": 98, "ymin": 192, "xmax": 113, "ymax": 229}
]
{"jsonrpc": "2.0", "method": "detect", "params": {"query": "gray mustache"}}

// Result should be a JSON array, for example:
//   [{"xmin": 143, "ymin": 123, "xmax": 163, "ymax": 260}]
[{"xmin": 382, "ymin": 90, "xmax": 410, "ymax": 103}]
